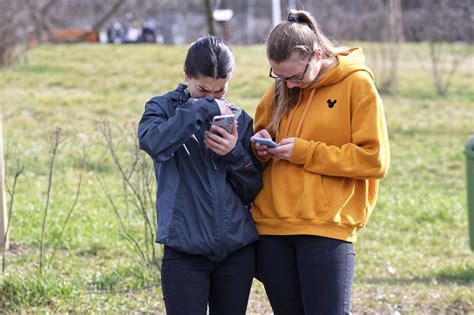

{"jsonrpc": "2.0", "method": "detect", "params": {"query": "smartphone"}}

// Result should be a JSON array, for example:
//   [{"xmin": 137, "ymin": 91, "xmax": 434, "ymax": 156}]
[
  {"xmin": 212, "ymin": 114, "xmax": 235, "ymax": 134},
  {"xmin": 253, "ymin": 137, "xmax": 279, "ymax": 148}
]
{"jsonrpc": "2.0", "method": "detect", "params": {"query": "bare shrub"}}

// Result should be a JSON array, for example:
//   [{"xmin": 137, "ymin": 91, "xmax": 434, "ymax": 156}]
[
  {"xmin": 39, "ymin": 127, "xmax": 64, "ymax": 274},
  {"xmin": 97, "ymin": 122, "xmax": 158, "ymax": 266},
  {"xmin": 2, "ymin": 146, "xmax": 24, "ymax": 274},
  {"xmin": 405, "ymin": 0, "xmax": 473, "ymax": 95}
]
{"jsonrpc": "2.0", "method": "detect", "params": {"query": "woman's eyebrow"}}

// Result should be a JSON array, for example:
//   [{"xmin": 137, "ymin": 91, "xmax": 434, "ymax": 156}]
[
  {"xmin": 197, "ymin": 84, "xmax": 210, "ymax": 92},
  {"xmin": 197, "ymin": 84, "xmax": 225, "ymax": 93}
]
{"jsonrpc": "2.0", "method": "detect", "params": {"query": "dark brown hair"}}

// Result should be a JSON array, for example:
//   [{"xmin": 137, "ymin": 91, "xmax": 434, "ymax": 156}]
[{"xmin": 184, "ymin": 36, "xmax": 234, "ymax": 79}]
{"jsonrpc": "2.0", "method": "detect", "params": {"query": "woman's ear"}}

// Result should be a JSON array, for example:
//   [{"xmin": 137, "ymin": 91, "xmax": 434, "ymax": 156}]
[{"xmin": 315, "ymin": 48, "xmax": 323, "ymax": 60}]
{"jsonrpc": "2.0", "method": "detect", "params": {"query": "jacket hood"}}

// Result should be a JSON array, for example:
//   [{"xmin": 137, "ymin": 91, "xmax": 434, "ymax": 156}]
[{"xmin": 310, "ymin": 47, "xmax": 374, "ymax": 88}]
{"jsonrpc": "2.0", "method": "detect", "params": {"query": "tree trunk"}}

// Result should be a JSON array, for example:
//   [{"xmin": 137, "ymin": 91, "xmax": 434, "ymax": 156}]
[
  {"xmin": 78, "ymin": 0, "xmax": 126, "ymax": 42},
  {"xmin": 204, "ymin": 0, "xmax": 215, "ymax": 35},
  {"xmin": 0, "ymin": 114, "xmax": 8, "ymax": 251},
  {"xmin": 381, "ymin": 0, "xmax": 404, "ymax": 93}
]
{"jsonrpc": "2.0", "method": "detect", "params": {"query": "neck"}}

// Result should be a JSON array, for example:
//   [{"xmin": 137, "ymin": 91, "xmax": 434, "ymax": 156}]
[{"xmin": 315, "ymin": 57, "xmax": 337, "ymax": 82}]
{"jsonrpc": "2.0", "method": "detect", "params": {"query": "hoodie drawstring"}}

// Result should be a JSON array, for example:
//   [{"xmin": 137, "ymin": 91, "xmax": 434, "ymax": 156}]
[
  {"xmin": 295, "ymin": 89, "xmax": 316, "ymax": 137},
  {"xmin": 282, "ymin": 90, "xmax": 302, "ymax": 139},
  {"xmin": 282, "ymin": 88, "xmax": 316, "ymax": 139}
]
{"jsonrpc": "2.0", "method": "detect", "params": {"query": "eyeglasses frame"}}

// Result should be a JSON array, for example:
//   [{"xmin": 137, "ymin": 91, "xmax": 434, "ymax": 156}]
[{"xmin": 268, "ymin": 52, "xmax": 314, "ymax": 83}]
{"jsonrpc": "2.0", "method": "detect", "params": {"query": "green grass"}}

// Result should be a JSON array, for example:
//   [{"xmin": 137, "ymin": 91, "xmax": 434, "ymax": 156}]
[{"xmin": 1, "ymin": 43, "xmax": 473, "ymax": 313}]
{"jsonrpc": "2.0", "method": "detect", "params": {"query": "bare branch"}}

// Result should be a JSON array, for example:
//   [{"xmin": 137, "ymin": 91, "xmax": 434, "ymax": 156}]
[
  {"xmin": 97, "ymin": 172, "xmax": 147, "ymax": 262},
  {"xmin": 98, "ymin": 122, "xmax": 155, "ymax": 250},
  {"xmin": 2, "ymin": 156, "xmax": 24, "ymax": 274},
  {"xmin": 39, "ymin": 126, "xmax": 62, "ymax": 274},
  {"xmin": 46, "ymin": 145, "xmax": 89, "ymax": 271},
  {"xmin": 96, "ymin": 121, "xmax": 157, "ymax": 264}
]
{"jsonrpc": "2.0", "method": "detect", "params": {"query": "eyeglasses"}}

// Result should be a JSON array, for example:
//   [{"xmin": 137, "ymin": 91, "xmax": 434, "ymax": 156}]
[{"xmin": 268, "ymin": 54, "xmax": 313, "ymax": 83}]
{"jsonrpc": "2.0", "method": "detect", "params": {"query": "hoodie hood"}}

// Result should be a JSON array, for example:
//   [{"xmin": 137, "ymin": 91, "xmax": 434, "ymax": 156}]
[
  {"xmin": 285, "ymin": 47, "xmax": 375, "ymax": 139},
  {"xmin": 310, "ymin": 47, "xmax": 374, "ymax": 89}
]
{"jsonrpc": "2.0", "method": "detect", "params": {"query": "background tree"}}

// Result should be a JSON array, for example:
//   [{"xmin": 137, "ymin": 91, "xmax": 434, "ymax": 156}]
[
  {"xmin": 0, "ymin": 115, "xmax": 8, "ymax": 251},
  {"xmin": 204, "ymin": 0, "xmax": 215, "ymax": 35},
  {"xmin": 0, "ymin": 1, "xmax": 30, "ymax": 67},
  {"xmin": 405, "ymin": 0, "xmax": 473, "ymax": 95}
]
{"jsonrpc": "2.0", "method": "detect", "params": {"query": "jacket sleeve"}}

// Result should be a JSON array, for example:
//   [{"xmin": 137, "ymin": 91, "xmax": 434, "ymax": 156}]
[
  {"xmin": 138, "ymin": 96, "xmax": 221, "ymax": 162},
  {"xmin": 289, "ymin": 74, "xmax": 390, "ymax": 180},
  {"xmin": 220, "ymin": 113, "xmax": 263, "ymax": 205}
]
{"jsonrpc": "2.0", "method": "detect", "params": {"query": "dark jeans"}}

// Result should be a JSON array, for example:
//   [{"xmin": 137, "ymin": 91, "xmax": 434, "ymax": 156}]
[
  {"xmin": 161, "ymin": 242, "xmax": 256, "ymax": 315},
  {"xmin": 256, "ymin": 235, "xmax": 355, "ymax": 315}
]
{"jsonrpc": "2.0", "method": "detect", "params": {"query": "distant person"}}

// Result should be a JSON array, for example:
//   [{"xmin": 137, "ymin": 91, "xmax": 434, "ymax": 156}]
[
  {"xmin": 107, "ymin": 22, "xmax": 123, "ymax": 44},
  {"xmin": 141, "ymin": 19, "xmax": 156, "ymax": 43},
  {"xmin": 155, "ymin": 28, "xmax": 164, "ymax": 44},
  {"xmin": 124, "ymin": 20, "xmax": 141, "ymax": 43},
  {"xmin": 138, "ymin": 36, "xmax": 261, "ymax": 314},
  {"xmin": 251, "ymin": 10, "xmax": 390, "ymax": 314}
]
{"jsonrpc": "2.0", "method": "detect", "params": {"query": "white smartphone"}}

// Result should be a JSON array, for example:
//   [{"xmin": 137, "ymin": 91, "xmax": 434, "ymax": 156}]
[
  {"xmin": 212, "ymin": 114, "xmax": 235, "ymax": 134},
  {"xmin": 253, "ymin": 137, "xmax": 279, "ymax": 148}
]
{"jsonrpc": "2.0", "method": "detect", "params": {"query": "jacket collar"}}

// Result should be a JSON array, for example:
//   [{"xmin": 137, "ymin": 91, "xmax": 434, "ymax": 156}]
[{"xmin": 168, "ymin": 83, "xmax": 190, "ymax": 104}]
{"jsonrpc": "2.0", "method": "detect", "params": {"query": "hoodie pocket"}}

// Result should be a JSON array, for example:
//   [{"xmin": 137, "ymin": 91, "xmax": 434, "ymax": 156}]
[
  {"xmin": 299, "ymin": 174, "xmax": 330, "ymax": 220},
  {"xmin": 307, "ymin": 176, "xmax": 367, "ymax": 226}
]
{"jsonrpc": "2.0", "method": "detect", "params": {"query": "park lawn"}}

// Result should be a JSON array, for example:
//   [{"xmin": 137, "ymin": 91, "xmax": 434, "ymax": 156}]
[{"xmin": 0, "ymin": 43, "xmax": 473, "ymax": 313}]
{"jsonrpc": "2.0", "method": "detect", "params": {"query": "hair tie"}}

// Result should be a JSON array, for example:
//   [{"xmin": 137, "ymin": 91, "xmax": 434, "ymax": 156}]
[{"xmin": 287, "ymin": 15, "xmax": 299, "ymax": 23}]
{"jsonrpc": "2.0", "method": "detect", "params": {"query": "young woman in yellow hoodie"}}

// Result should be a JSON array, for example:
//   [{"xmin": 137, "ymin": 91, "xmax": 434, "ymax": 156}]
[{"xmin": 251, "ymin": 10, "xmax": 390, "ymax": 314}]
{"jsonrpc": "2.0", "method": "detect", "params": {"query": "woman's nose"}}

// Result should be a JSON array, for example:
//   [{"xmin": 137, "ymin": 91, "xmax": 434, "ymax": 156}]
[
  {"xmin": 203, "ymin": 92, "xmax": 219, "ymax": 98},
  {"xmin": 211, "ymin": 92, "xmax": 224, "ymax": 99}
]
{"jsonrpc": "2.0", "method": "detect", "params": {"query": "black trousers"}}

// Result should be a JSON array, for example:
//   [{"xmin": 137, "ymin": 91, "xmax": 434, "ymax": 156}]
[
  {"xmin": 256, "ymin": 235, "xmax": 355, "ymax": 315},
  {"xmin": 161, "ymin": 242, "xmax": 256, "ymax": 315}
]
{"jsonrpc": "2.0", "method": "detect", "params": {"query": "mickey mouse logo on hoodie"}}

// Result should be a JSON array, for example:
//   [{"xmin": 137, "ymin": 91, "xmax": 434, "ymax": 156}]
[{"xmin": 327, "ymin": 99, "xmax": 337, "ymax": 108}]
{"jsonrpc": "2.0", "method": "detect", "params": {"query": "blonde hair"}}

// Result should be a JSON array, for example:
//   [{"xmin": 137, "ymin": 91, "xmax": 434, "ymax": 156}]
[{"xmin": 267, "ymin": 10, "xmax": 345, "ymax": 136}]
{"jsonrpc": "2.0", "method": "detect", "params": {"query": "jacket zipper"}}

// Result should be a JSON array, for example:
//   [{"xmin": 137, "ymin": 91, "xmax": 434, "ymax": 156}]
[{"xmin": 210, "ymin": 153, "xmax": 223, "ymax": 258}]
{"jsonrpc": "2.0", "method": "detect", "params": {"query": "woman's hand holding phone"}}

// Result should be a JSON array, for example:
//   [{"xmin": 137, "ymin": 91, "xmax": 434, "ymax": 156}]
[
  {"xmin": 205, "ymin": 120, "xmax": 238, "ymax": 156},
  {"xmin": 251, "ymin": 129, "xmax": 274, "ymax": 158},
  {"xmin": 251, "ymin": 130, "xmax": 295, "ymax": 161},
  {"xmin": 269, "ymin": 137, "xmax": 295, "ymax": 161}
]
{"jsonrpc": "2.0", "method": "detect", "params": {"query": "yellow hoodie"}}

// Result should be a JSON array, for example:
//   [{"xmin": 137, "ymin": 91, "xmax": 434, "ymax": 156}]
[{"xmin": 252, "ymin": 47, "xmax": 390, "ymax": 242}]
